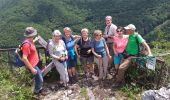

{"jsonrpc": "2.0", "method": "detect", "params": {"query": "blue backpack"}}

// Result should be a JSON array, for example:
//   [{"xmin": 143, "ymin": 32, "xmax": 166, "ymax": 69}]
[
  {"xmin": 62, "ymin": 35, "xmax": 76, "ymax": 60},
  {"xmin": 15, "ymin": 42, "xmax": 31, "ymax": 67}
]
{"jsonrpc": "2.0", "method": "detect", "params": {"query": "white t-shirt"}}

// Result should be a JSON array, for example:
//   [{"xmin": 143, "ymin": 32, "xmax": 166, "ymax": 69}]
[
  {"xmin": 104, "ymin": 23, "xmax": 117, "ymax": 43},
  {"xmin": 48, "ymin": 39, "xmax": 67, "ymax": 59}
]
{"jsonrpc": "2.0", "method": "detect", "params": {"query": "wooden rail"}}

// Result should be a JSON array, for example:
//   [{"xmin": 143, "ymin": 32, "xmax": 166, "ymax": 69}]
[{"xmin": 0, "ymin": 46, "xmax": 47, "ymax": 69}]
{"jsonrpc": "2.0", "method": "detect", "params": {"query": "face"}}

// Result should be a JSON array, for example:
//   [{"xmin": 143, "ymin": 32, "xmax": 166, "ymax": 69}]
[
  {"xmin": 95, "ymin": 34, "xmax": 102, "ymax": 40},
  {"xmin": 127, "ymin": 29, "xmax": 134, "ymax": 35},
  {"xmin": 105, "ymin": 18, "xmax": 112, "ymax": 26},
  {"xmin": 82, "ymin": 31, "xmax": 88, "ymax": 38},
  {"xmin": 64, "ymin": 30, "xmax": 71, "ymax": 37},
  {"xmin": 117, "ymin": 29, "xmax": 124, "ymax": 36},
  {"xmin": 54, "ymin": 35, "xmax": 61, "ymax": 42}
]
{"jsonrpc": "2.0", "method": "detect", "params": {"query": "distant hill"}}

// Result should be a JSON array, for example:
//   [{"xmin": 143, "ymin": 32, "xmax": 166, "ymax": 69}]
[{"xmin": 0, "ymin": 0, "xmax": 170, "ymax": 47}]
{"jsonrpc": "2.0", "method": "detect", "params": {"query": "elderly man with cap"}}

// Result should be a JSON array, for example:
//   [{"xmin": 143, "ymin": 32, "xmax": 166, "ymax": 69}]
[
  {"xmin": 112, "ymin": 24, "xmax": 152, "ymax": 87},
  {"xmin": 21, "ymin": 27, "xmax": 47, "ymax": 96}
]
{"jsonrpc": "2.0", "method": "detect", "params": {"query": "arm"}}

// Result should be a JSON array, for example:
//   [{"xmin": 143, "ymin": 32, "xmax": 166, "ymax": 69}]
[
  {"xmin": 92, "ymin": 48, "xmax": 101, "ymax": 58},
  {"xmin": 75, "ymin": 44, "xmax": 80, "ymax": 59},
  {"xmin": 22, "ymin": 44, "xmax": 37, "ymax": 75},
  {"xmin": 33, "ymin": 35, "xmax": 40, "ymax": 42},
  {"xmin": 48, "ymin": 42, "xmax": 60, "ymax": 60},
  {"xmin": 113, "ymin": 43, "xmax": 118, "ymax": 56},
  {"xmin": 102, "ymin": 38, "xmax": 111, "ymax": 57},
  {"xmin": 142, "ymin": 42, "xmax": 152, "ymax": 56},
  {"xmin": 22, "ymin": 55, "xmax": 37, "ymax": 75},
  {"xmin": 87, "ymin": 49, "xmax": 92, "ymax": 54},
  {"xmin": 62, "ymin": 40, "xmax": 68, "ymax": 60},
  {"xmin": 136, "ymin": 33, "xmax": 152, "ymax": 57},
  {"xmin": 73, "ymin": 35, "xmax": 81, "ymax": 40},
  {"xmin": 103, "ymin": 34, "xmax": 108, "ymax": 39}
]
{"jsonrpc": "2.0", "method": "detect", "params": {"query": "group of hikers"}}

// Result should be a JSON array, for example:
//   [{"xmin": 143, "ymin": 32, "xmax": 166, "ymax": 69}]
[{"xmin": 20, "ymin": 15, "xmax": 153, "ymax": 96}]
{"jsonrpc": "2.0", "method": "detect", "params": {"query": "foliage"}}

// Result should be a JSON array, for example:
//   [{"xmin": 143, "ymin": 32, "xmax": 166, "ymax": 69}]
[
  {"xmin": 0, "ymin": 0, "xmax": 170, "ymax": 47},
  {"xmin": 80, "ymin": 87, "xmax": 89, "ymax": 99},
  {"xmin": 121, "ymin": 84, "xmax": 141, "ymax": 100},
  {"xmin": 0, "ymin": 63, "xmax": 34, "ymax": 99}
]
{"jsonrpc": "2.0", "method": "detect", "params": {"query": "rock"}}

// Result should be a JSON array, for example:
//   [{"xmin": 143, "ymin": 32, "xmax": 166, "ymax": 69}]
[{"xmin": 87, "ymin": 88, "xmax": 95, "ymax": 100}]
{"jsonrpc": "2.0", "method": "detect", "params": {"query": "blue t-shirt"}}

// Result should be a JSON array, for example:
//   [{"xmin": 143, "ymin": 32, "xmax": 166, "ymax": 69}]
[
  {"xmin": 92, "ymin": 39, "xmax": 107, "ymax": 57},
  {"xmin": 62, "ymin": 36, "xmax": 76, "ymax": 59}
]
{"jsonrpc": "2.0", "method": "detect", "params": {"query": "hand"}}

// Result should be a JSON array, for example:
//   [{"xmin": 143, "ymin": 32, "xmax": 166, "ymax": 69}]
[
  {"xmin": 65, "ymin": 56, "xmax": 68, "ymax": 60},
  {"xmin": 114, "ymin": 51, "xmax": 118, "ymax": 56},
  {"xmin": 87, "ymin": 49, "xmax": 91, "ymax": 54},
  {"xmin": 108, "ymin": 36, "xmax": 113, "ymax": 38},
  {"xmin": 74, "ymin": 35, "xmax": 81, "ymax": 39},
  {"xmin": 148, "ymin": 53, "xmax": 153, "ymax": 57},
  {"xmin": 31, "ymin": 68, "xmax": 37, "ymax": 75},
  {"xmin": 60, "ymin": 57, "xmax": 65, "ymax": 61},
  {"xmin": 33, "ymin": 36, "xmax": 40, "ymax": 42},
  {"xmin": 108, "ymin": 55, "xmax": 112, "ymax": 59},
  {"xmin": 77, "ymin": 55, "xmax": 80, "ymax": 59},
  {"xmin": 97, "ymin": 54, "xmax": 102, "ymax": 58}
]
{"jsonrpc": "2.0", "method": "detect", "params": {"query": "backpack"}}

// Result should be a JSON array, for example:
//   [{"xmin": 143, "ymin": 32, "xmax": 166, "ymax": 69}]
[
  {"xmin": 62, "ymin": 35, "xmax": 74, "ymax": 44},
  {"xmin": 135, "ymin": 34, "xmax": 146, "ymax": 56},
  {"xmin": 79, "ymin": 37, "xmax": 92, "ymax": 48},
  {"xmin": 62, "ymin": 35, "xmax": 74, "ymax": 50},
  {"xmin": 15, "ymin": 42, "xmax": 31, "ymax": 67},
  {"xmin": 135, "ymin": 34, "xmax": 148, "ymax": 68}
]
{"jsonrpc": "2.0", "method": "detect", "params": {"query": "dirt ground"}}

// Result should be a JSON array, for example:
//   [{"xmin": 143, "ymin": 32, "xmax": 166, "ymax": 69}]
[{"xmin": 37, "ymin": 74, "xmax": 140, "ymax": 100}]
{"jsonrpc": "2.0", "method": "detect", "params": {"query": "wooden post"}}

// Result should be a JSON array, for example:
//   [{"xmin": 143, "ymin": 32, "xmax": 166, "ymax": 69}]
[{"xmin": 7, "ymin": 51, "xmax": 13, "ymax": 72}]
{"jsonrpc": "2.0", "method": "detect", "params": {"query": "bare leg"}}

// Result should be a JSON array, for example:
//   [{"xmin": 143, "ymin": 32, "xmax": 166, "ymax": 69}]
[
  {"xmin": 116, "ymin": 59, "xmax": 131, "ymax": 82},
  {"xmin": 71, "ymin": 67, "xmax": 76, "ymax": 76},
  {"xmin": 114, "ymin": 64, "xmax": 119, "ymax": 76}
]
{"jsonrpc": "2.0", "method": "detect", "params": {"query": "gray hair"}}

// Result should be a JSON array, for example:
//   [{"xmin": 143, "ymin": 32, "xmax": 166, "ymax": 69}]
[
  {"xmin": 94, "ymin": 30, "xmax": 102, "ymax": 35},
  {"xmin": 81, "ymin": 28, "xmax": 89, "ymax": 33},
  {"xmin": 52, "ymin": 30, "xmax": 61, "ymax": 36},
  {"xmin": 105, "ymin": 16, "xmax": 112, "ymax": 20}
]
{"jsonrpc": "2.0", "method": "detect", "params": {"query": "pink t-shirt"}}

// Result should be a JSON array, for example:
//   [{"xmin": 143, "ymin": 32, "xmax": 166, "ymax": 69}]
[
  {"xmin": 22, "ymin": 40, "xmax": 39, "ymax": 68},
  {"xmin": 113, "ymin": 35, "xmax": 128, "ymax": 53}
]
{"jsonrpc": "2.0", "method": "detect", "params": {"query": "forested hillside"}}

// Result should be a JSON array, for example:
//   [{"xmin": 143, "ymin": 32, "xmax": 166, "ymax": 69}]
[{"xmin": 0, "ymin": 0, "xmax": 170, "ymax": 47}]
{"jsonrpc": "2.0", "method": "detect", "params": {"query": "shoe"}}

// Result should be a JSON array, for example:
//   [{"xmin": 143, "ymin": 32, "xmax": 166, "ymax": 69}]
[
  {"xmin": 112, "ymin": 82, "xmax": 120, "ymax": 88},
  {"xmin": 82, "ymin": 74, "xmax": 87, "ymax": 79},
  {"xmin": 72, "ymin": 75, "xmax": 78, "ymax": 84},
  {"xmin": 112, "ymin": 82, "xmax": 124, "ymax": 88},
  {"xmin": 40, "ymin": 89, "xmax": 48, "ymax": 96},
  {"xmin": 92, "ymin": 75, "xmax": 99, "ymax": 81},
  {"xmin": 58, "ymin": 83, "xmax": 65, "ymax": 88},
  {"xmin": 34, "ymin": 89, "xmax": 48, "ymax": 96},
  {"xmin": 107, "ymin": 74, "xmax": 113, "ymax": 79},
  {"xmin": 68, "ymin": 76, "xmax": 73, "ymax": 84}
]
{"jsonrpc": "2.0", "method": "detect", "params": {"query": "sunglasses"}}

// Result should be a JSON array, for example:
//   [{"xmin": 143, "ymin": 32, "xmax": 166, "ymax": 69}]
[
  {"xmin": 95, "ymin": 34, "xmax": 102, "ymax": 36},
  {"xmin": 54, "ymin": 35, "xmax": 61, "ymax": 37},
  {"xmin": 117, "ymin": 30, "xmax": 122, "ymax": 32}
]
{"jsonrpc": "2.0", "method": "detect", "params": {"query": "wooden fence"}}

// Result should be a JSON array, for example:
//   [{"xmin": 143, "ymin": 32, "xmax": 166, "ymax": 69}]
[{"xmin": 0, "ymin": 46, "xmax": 48, "ymax": 70}]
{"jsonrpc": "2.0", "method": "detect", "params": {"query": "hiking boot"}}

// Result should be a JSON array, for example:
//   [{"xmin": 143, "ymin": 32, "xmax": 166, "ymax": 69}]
[
  {"xmin": 39, "ymin": 89, "xmax": 48, "ymax": 96},
  {"xmin": 68, "ymin": 76, "xmax": 73, "ymax": 84},
  {"xmin": 58, "ymin": 83, "xmax": 65, "ymax": 88},
  {"xmin": 112, "ymin": 81, "xmax": 124, "ymax": 88},
  {"xmin": 72, "ymin": 75, "xmax": 78, "ymax": 84},
  {"xmin": 34, "ymin": 89, "xmax": 48, "ymax": 96},
  {"xmin": 92, "ymin": 75, "xmax": 99, "ymax": 81},
  {"xmin": 107, "ymin": 73, "xmax": 113, "ymax": 80}
]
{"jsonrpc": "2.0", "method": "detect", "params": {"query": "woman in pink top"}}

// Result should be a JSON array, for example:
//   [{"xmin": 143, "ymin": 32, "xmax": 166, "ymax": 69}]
[{"xmin": 113, "ymin": 26, "xmax": 128, "ymax": 75}]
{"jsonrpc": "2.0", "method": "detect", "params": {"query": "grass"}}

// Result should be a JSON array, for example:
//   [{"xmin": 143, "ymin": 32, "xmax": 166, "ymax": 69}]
[
  {"xmin": 120, "ymin": 84, "xmax": 141, "ymax": 100},
  {"xmin": 80, "ymin": 87, "xmax": 89, "ymax": 100},
  {"xmin": 0, "ymin": 48, "xmax": 169, "ymax": 99},
  {"xmin": 0, "ymin": 63, "xmax": 34, "ymax": 100}
]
